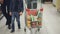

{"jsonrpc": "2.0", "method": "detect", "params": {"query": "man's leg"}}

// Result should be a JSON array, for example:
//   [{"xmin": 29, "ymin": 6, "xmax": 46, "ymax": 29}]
[
  {"xmin": 1, "ymin": 0, "xmax": 9, "ymax": 25},
  {"xmin": 11, "ymin": 12, "xmax": 15, "ymax": 33},
  {"xmin": 6, "ymin": 0, "xmax": 11, "ymax": 24},
  {"xmin": 6, "ymin": 0, "xmax": 11, "ymax": 29},
  {"xmin": 1, "ymin": 3, "xmax": 8, "ymax": 23},
  {"xmin": 1, "ymin": 0, "xmax": 11, "ymax": 29},
  {"xmin": 15, "ymin": 12, "xmax": 20, "ymax": 29}
]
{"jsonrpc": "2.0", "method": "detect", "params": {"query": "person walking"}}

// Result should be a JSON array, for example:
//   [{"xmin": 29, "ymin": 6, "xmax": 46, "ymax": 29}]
[
  {"xmin": 9, "ymin": 0, "xmax": 23, "ymax": 33},
  {"xmin": 1, "ymin": 0, "xmax": 11, "ymax": 29}
]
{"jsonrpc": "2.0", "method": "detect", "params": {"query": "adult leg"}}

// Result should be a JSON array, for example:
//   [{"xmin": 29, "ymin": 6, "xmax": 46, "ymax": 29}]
[
  {"xmin": 6, "ymin": 0, "xmax": 11, "ymax": 25},
  {"xmin": 1, "ymin": 3, "xmax": 8, "ymax": 23},
  {"xmin": 1, "ymin": 0, "xmax": 11, "ymax": 29},
  {"xmin": 11, "ymin": 12, "xmax": 15, "ymax": 33},
  {"xmin": 1, "ymin": 0, "xmax": 10, "ymax": 25},
  {"xmin": 15, "ymin": 12, "xmax": 20, "ymax": 29}
]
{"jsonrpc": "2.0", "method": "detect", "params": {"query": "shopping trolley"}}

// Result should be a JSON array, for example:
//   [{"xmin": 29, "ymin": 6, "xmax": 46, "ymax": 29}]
[{"xmin": 23, "ymin": 0, "xmax": 43, "ymax": 34}]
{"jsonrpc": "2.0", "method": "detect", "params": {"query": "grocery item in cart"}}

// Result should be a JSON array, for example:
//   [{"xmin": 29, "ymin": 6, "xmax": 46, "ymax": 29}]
[
  {"xmin": 26, "ymin": 9, "xmax": 37, "ymax": 16},
  {"xmin": 40, "ymin": 8, "xmax": 43, "ymax": 12},
  {"xmin": 30, "ymin": 14, "xmax": 34, "ymax": 21},
  {"xmin": 37, "ymin": 10, "xmax": 42, "ymax": 28},
  {"xmin": 31, "ymin": 21, "xmax": 37, "ymax": 28},
  {"xmin": 27, "ymin": 15, "xmax": 31, "ymax": 21},
  {"xmin": 30, "ymin": 14, "xmax": 37, "ymax": 28},
  {"xmin": 27, "ymin": 20, "xmax": 31, "ymax": 28},
  {"xmin": 37, "ymin": 10, "xmax": 42, "ymax": 18},
  {"xmin": 38, "ymin": 21, "xmax": 42, "ymax": 28}
]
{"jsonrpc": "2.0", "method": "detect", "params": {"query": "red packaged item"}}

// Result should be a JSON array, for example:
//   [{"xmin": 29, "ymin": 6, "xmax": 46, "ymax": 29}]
[
  {"xmin": 26, "ymin": 9, "xmax": 37, "ymax": 16},
  {"xmin": 40, "ymin": 8, "xmax": 43, "ymax": 12}
]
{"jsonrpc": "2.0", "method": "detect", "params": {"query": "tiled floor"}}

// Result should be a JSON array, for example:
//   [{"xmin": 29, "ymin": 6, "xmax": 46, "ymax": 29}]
[{"xmin": 0, "ymin": 4, "xmax": 60, "ymax": 34}]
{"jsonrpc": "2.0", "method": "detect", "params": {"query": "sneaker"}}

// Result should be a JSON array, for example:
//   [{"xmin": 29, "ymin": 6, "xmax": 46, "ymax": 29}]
[
  {"xmin": 18, "ymin": 27, "xmax": 21, "ymax": 29},
  {"xmin": 11, "ymin": 30, "xmax": 15, "ymax": 33},
  {"xmin": 8, "ymin": 25, "xmax": 11, "ymax": 29}
]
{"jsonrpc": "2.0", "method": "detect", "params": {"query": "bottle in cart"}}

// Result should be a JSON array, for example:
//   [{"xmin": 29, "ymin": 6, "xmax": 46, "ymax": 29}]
[
  {"xmin": 37, "ymin": 10, "xmax": 42, "ymax": 21},
  {"xmin": 37, "ymin": 10, "xmax": 42, "ymax": 27}
]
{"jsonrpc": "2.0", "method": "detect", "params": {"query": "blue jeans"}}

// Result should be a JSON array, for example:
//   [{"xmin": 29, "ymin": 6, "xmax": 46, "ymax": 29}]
[{"xmin": 11, "ymin": 12, "xmax": 20, "ymax": 31}]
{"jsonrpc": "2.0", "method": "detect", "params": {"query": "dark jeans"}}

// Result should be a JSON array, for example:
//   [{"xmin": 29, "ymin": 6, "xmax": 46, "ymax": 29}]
[{"xmin": 11, "ymin": 12, "xmax": 20, "ymax": 30}]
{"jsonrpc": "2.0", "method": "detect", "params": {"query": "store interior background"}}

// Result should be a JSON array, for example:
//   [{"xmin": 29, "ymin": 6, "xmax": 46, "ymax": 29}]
[{"xmin": 0, "ymin": 0, "xmax": 60, "ymax": 34}]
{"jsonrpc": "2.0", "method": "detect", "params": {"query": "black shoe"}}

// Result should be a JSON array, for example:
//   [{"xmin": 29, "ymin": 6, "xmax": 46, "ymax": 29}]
[
  {"xmin": 18, "ymin": 27, "xmax": 21, "ymax": 29},
  {"xmin": 8, "ymin": 25, "xmax": 11, "ymax": 29},
  {"xmin": 11, "ymin": 30, "xmax": 15, "ymax": 33}
]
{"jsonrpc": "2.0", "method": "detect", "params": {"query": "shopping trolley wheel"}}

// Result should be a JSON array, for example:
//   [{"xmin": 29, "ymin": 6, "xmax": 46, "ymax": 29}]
[
  {"xmin": 38, "ymin": 28, "xmax": 40, "ymax": 32},
  {"xmin": 24, "ymin": 28, "xmax": 26, "ymax": 32}
]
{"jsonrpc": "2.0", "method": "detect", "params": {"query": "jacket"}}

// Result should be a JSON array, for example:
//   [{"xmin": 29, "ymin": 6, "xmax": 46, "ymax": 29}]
[{"xmin": 10, "ymin": 0, "xmax": 23, "ymax": 12}]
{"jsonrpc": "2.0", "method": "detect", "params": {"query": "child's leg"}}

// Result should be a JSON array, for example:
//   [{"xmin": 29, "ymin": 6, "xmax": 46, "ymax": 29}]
[{"xmin": 15, "ymin": 12, "xmax": 20, "ymax": 29}]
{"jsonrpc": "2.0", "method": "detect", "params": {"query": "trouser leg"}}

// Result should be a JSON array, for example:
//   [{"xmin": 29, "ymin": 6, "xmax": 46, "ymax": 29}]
[
  {"xmin": 11, "ymin": 12, "xmax": 15, "ymax": 30},
  {"xmin": 15, "ymin": 12, "xmax": 20, "ymax": 29}
]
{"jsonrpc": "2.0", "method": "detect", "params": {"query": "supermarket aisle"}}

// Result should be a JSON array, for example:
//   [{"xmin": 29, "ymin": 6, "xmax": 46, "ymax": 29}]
[
  {"xmin": 43, "ymin": 4, "xmax": 60, "ymax": 34},
  {"xmin": 0, "ymin": 4, "xmax": 60, "ymax": 34}
]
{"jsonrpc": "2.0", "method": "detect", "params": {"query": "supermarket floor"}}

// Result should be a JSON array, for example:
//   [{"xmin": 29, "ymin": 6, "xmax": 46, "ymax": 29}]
[{"xmin": 0, "ymin": 4, "xmax": 60, "ymax": 34}]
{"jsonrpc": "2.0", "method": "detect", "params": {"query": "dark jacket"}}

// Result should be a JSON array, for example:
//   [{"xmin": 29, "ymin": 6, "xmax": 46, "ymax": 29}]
[{"xmin": 10, "ymin": 0, "xmax": 23, "ymax": 12}]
